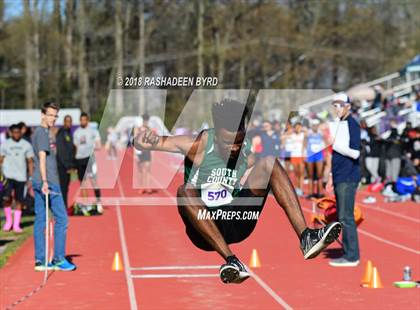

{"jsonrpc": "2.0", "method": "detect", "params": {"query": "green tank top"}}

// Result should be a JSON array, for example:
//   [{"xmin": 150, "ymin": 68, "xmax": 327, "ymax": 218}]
[{"xmin": 184, "ymin": 129, "xmax": 251, "ymax": 198}]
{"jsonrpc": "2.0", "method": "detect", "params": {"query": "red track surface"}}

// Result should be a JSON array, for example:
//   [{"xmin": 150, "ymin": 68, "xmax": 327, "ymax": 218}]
[{"xmin": 1, "ymin": 149, "xmax": 419, "ymax": 310}]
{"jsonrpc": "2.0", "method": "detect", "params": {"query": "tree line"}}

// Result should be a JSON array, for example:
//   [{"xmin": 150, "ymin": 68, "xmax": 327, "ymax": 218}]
[{"xmin": 0, "ymin": 0, "xmax": 418, "ymax": 124}]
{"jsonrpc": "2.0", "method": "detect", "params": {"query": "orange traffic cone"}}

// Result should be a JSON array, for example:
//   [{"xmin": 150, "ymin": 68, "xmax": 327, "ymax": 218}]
[
  {"xmin": 360, "ymin": 260, "xmax": 373, "ymax": 287},
  {"xmin": 112, "ymin": 252, "xmax": 123, "ymax": 271},
  {"xmin": 249, "ymin": 249, "xmax": 261, "ymax": 268},
  {"xmin": 367, "ymin": 267, "xmax": 383, "ymax": 288}
]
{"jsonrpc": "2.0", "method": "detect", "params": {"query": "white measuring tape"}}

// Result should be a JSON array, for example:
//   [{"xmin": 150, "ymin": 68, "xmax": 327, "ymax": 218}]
[
  {"xmin": 43, "ymin": 192, "xmax": 50, "ymax": 284},
  {"xmin": 6, "ymin": 191, "xmax": 55, "ymax": 309}
]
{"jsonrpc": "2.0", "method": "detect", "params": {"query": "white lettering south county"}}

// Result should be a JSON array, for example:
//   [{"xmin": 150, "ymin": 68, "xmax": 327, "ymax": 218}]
[{"xmin": 206, "ymin": 168, "xmax": 237, "ymax": 186}]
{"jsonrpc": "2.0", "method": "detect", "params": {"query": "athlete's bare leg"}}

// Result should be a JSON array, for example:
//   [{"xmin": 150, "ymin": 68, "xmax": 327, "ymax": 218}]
[
  {"xmin": 177, "ymin": 185, "xmax": 233, "ymax": 260},
  {"xmin": 247, "ymin": 156, "xmax": 307, "ymax": 238}
]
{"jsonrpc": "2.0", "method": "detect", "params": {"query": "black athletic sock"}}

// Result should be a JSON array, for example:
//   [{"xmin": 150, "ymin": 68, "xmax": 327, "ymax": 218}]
[
  {"xmin": 226, "ymin": 255, "xmax": 237, "ymax": 263},
  {"xmin": 94, "ymin": 188, "xmax": 101, "ymax": 200}
]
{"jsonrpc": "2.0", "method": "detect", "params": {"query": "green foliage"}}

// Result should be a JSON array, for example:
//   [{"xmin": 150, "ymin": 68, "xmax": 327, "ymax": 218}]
[
  {"xmin": 0, "ymin": 215, "xmax": 35, "ymax": 268},
  {"xmin": 0, "ymin": 0, "xmax": 418, "ymax": 118}
]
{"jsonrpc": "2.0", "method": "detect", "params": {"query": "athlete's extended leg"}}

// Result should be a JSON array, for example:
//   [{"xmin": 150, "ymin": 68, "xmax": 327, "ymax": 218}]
[
  {"xmin": 247, "ymin": 156, "xmax": 306, "ymax": 238},
  {"xmin": 177, "ymin": 185, "xmax": 233, "ymax": 260},
  {"xmin": 246, "ymin": 156, "xmax": 341, "ymax": 259},
  {"xmin": 177, "ymin": 185, "xmax": 250, "ymax": 283}
]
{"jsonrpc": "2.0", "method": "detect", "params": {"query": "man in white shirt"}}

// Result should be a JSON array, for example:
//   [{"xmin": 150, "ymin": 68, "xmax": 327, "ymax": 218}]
[
  {"xmin": 73, "ymin": 113, "xmax": 103, "ymax": 214},
  {"xmin": 0, "ymin": 124, "xmax": 34, "ymax": 232}
]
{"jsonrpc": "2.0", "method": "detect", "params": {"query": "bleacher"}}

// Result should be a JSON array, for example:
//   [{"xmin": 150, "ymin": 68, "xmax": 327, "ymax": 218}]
[{"xmin": 300, "ymin": 55, "xmax": 420, "ymax": 135}]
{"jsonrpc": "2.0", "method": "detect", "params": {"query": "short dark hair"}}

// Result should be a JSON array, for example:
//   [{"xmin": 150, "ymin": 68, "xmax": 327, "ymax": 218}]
[
  {"xmin": 212, "ymin": 98, "xmax": 248, "ymax": 132},
  {"xmin": 17, "ymin": 122, "xmax": 26, "ymax": 129},
  {"xmin": 41, "ymin": 101, "xmax": 59, "ymax": 114},
  {"xmin": 64, "ymin": 114, "xmax": 72, "ymax": 120},
  {"xmin": 80, "ymin": 112, "xmax": 89, "ymax": 119},
  {"xmin": 142, "ymin": 114, "xmax": 150, "ymax": 121},
  {"xmin": 9, "ymin": 124, "xmax": 19, "ymax": 131}
]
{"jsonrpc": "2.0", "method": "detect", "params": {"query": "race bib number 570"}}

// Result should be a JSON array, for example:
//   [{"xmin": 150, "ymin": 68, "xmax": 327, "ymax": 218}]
[{"xmin": 201, "ymin": 183, "xmax": 233, "ymax": 208}]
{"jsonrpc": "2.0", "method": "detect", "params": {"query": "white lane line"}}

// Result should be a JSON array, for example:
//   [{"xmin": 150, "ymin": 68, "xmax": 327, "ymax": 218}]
[
  {"xmin": 75, "ymin": 197, "xmax": 179, "ymax": 205},
  {"xmin": 358, "ymin": 228, "xmax": 420, "ymax": 255},
  {"xmin": 301, "ymin": 206, "xmax": 420, "ymax": 255},
  {"xmin": 358, "ymin": 204, "xmax": 420, "ymax": 224},
  {"xmin": 116, "ymin": 203, "xmax": 138, "ymax": 310},
  {"xmin": 130, "ymin": 265, "xmax": 219, "ymax": 271},
  {"xmin": 247, "ymin": 268, "xmax": 294, "ymax": 310},
  {"xmin": 131, "ymin": 274, "xmax": 219, "ymax": 279},
  {"xmin": 76, "ymin": 197, "xmax": 263, "ymax": 206},
  {"xmin": 114, "ymin": 161, "xmax": 138, "ymax": 310},
  {"xmin": 130, "ymin": 264, "xmax": 294, "ymax": 309},
  {"xmin": 150, "ymin": 175, "xmax": 293, "ymax": 309}
]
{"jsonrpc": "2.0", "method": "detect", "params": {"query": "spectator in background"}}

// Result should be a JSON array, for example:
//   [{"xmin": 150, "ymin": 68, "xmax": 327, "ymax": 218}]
[
  {"xmin": 247, "ymin": 120, "xmax": 263, "ymax": 159},
  {"xmin": 0, "ymin": 124, "xmax": 34, "ymax": 232},
  {"xmin": 106, "ymin": 127, "xmax": 118, "ymax": 160},
  {"xmin": 372, "ymin": 86, "xmax": 383, "ymax": 109},
  {"xmin": 56, "ymin": 115, "xmax": 75, "ymax": 208},
  {"xmin": 327, "ymin": 93, "xmax": 361, "ymax": 267},
  {"xmin": 289, "ymin": 122, "xmax": 306, "ymax": 196},
  {"xmin": 135, "ymin": 114, "xmax": 155, "ymax": 194},
  {"xmin": 359, "ymin": 120, "xmax": 369, "ymax": 184},
  {"xmin": 365, "ymin": 127, "xmax": 382, "ymax": 183},
  {"xmin": 385, "ymin": 120, "xmax": 403, "ymax": 182},
  {"xmin": 17, "ymin": 122, "xmax": 32, "ymax": 143},
  {"xmin": 260, "ymin": 120, "xmax": 280, "ymax": 158},
  {"xmin": 305, "ymin": 119, "xmax": 326, "ymax": 198},
  {"xmin": 411, "ymin": 127, "xmax": 420, "ymax": 166},
  {"xmin": 272, "ymin": 120, "xmax": 283, "ymax": 163},
  {"xmin": 281, "ymin": 121, "xmax": 295, "ymax": 176},
  {"xmin": 272, "ymin": 120, "xmax": 282, "ymax": 136},
  {"xmin": 401, "ymin": 122, "xmax": 416, "ymax": 156},
  {"xmin": 400, "ymin": 153, "xmax": 418, "ymax": 178},
  {"xmin": 73, "ymin": 112, "xmax": 103, "ymax": 214},
  {"xmin": 319, "ymin": 120, "xmax": 333, "ymax": 188},
  {"xmin": 32, "ymin": 102, "xmax": 76, "ymax": 271},
  {"xmin": 416, "ymin": 91, "xmax": 420, "ymax": 112}
]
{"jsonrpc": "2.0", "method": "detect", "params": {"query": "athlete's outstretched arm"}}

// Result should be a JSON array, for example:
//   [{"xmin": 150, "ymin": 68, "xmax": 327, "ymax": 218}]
[{"xmin": 133, "ymin": 127, "xmax": 195, "ymax": 154}]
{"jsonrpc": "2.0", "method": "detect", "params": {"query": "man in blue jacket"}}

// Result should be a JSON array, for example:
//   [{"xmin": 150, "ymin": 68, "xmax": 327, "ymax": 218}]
[{"xmin": 327, "ymin": 93, "xmax": 361, "ymax": 267}]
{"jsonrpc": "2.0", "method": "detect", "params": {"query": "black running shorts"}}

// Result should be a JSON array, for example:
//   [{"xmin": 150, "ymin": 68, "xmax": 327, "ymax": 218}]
[
  {"xmin": 180, "ymin": 187, "xmax": 269, "ymax": 251},
  {"xmin": 76, "ymin": 157, "xmax": 97, "ymax": 181}
]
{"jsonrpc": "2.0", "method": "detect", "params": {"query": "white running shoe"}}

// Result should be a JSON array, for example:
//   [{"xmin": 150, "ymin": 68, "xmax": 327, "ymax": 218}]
[
  {"xmin": 96, "ymin": 203, "xmax": 104, "ymax": 214},
  {"xmin": 329, "ymin": 258, "xmax": 360, "ymax": 267}
]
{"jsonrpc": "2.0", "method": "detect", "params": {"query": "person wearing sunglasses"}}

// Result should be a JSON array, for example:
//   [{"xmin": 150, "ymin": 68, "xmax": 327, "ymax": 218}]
[{"xmin": 327, "ymin": 93, "xmax": 361, "ymax": 267}]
